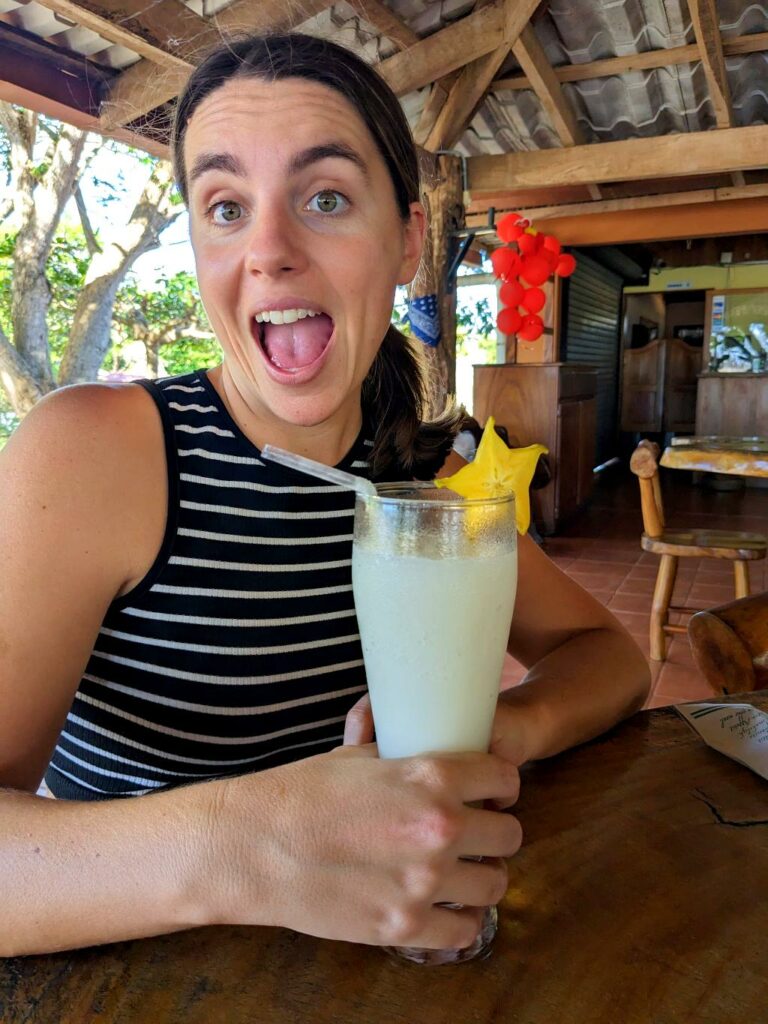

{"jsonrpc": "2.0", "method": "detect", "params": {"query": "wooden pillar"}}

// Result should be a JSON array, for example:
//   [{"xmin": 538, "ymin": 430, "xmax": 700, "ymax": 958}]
[{"xmin": 411, "ymin": 150, "xmax": 463, "ymax": 415}]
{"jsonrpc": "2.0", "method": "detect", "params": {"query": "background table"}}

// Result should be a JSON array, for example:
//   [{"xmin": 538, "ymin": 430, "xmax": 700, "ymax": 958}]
[
  {"xmin": 3, "ymin": 694, "xmax": 767, "ymax": 1024},
  {"xmin": 661, "ymin": 436, "xmax": 768, "ymax": 478}
]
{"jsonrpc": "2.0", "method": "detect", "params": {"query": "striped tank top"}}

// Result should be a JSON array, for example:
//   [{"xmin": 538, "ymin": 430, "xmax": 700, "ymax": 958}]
[{"xmin": 46, "ymin": 369, "xmax": 397, "ymax": 800}]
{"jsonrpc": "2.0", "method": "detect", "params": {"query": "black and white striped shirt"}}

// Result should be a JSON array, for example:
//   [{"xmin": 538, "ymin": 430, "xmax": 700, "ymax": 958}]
[{"xmin": 46, "ymin": 369, "xmax": 387, "ymax": 800}]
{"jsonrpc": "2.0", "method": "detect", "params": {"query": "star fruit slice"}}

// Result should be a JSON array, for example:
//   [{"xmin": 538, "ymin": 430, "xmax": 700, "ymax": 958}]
[{"xmin": 435, "ymin": 416, "xmax": 548, "ymax": 533}]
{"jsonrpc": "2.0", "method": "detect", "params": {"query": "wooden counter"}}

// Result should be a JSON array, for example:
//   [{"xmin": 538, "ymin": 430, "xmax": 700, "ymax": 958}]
[
  {"xmin": 696, "ymin": 373, "xmax": 768, "ymax": 437},
  {"xmin": 3, "ymin": 693, "xmax": 768, "ymax": 1024}
]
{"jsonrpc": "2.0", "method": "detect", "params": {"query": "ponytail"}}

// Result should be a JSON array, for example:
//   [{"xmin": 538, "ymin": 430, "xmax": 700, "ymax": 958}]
[{"xmin": 362, "ymin": 325, "xmax": 466, "ymax": 480}]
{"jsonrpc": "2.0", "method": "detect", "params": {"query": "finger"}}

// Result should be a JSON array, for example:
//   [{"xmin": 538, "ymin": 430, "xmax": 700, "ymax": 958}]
[
  {"xmin": 414, "ymin": 905, "xmax": 486, "ymax": 951},
  {"xmin": 403, "ymin": 752, "xmax": 520, "ymax": 807},
  {"xmin": 459, "ymin": 806, "xmax": 523, "ymax": 859},
  {"xmin": 343, "ymin": 693, "xmax": 374, "ymax": 745},
  {"xmin": 434, "ymin": 857, "xmax": 509, "ymax": 908}
]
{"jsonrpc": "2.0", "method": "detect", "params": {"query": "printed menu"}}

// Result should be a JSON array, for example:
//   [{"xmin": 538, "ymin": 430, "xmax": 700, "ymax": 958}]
[{"xmin": 675, "ymin": 702, "xmax": 768, "ymax": 781}]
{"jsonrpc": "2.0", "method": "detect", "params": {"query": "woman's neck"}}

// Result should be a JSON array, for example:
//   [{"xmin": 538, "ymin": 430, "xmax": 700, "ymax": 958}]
[{"xmin": 206, "ymin": 363, "xmax": 363, "ymax": 467}]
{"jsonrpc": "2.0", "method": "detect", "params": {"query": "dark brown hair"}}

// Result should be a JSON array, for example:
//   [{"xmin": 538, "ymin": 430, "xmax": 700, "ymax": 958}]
[{"xmin": 171, "ymin": 32, "xmax": 463, "ymax": 478}]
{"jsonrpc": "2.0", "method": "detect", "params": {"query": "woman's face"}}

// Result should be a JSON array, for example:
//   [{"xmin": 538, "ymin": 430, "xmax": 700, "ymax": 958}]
[{"xmin": 184, "ymin": 76, "xmax": 425, "ymax": 437}]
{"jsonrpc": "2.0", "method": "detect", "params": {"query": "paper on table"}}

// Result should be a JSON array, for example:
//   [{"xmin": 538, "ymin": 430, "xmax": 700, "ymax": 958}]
[{"xmin": 675, "ymin": 702, "xmax": 768, "ymax": 781}]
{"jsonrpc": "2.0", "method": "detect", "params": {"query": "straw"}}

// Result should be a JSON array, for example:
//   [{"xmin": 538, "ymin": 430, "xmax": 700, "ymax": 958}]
[{"xmin": 261, "ymin": 444, "xmax": 377, "ymax": 497}]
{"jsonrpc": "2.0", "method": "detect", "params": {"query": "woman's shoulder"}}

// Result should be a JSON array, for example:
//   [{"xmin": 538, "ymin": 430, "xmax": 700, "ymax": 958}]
[{"xmin": 7, "ymin": 380, "xmax": 161, "ymax": 467}]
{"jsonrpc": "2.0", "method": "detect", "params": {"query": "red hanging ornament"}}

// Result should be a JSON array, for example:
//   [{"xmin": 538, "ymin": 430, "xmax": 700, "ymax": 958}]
[
  {"xmin": 556, "ymin": 253, "xmax": 577, "ymax": 277},
  {"xmin": 519, "ymin": 254, "xmax": 551, "ymax": 287},
  {"xmin": 541, "ymin": 235, "xmax": 561, "ymax": 258},
  {"xmin": 497, "ymin": 213, "xmax": 526, "ymax": 243},
  {"xmin": 518, "ymin": 314, "xmax": 544, "ymax": 342},
  {"xmin": 499, "ymin": 278, "xmax": 525, "ymax": 307},
  {"xmin": 521, "ymin": 286, "xmax": 546, "ymax": 314},
  {"xmin": 490, "ymin": 246, "xmax": 519, "ymax": 280},
  {"xmin": 517, "ymin": 232, "xmax": 542, "ymax": 256},
  {"xmin": 497, "ymin": 307, "xmax": 523, "ymax": 335}
]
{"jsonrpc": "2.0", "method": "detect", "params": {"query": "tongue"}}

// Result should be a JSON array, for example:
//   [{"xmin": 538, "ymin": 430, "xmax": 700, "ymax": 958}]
[{"xmin": 261, "ymin": 314, "xmax": 334, "ymax": 370}]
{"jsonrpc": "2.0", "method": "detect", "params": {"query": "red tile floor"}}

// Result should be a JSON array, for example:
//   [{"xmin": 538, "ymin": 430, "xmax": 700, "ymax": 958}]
[{"xmin": 500, "ymin": 466, "xmax": 768, "ymax": 709}]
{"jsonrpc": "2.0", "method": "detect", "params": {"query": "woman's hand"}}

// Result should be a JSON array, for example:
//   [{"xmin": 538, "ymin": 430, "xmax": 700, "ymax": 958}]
[{"xmin": 208, "ymin": 732, "xmax": 521, "ymax": 951}]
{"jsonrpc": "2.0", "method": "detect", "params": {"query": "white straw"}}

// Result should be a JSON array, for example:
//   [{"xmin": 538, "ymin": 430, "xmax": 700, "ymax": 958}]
[{"xmin": 261, "ymin": 444, "xmax": 377, "ymax": 497}]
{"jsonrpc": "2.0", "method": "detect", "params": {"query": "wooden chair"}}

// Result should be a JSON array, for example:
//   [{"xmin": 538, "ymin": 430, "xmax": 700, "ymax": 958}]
[
  {"xmin": 688, "ymin": 592, "xmax": 768, "ymax": 695},
  {"xmin": 629, "ymin": 440, "xmax": 767, "ymax": 661}
]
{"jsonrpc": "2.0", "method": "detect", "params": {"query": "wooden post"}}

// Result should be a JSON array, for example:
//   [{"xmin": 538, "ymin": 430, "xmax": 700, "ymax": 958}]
[{"xmin": 411, "ymin": 150, "xmax": 463, "ymax": 415}]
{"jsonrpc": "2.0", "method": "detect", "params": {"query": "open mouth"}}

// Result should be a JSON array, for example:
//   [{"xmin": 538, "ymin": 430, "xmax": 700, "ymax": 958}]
[{"xmin": 254, "ymin": 309, "xmax": 335, "ymax": 373}]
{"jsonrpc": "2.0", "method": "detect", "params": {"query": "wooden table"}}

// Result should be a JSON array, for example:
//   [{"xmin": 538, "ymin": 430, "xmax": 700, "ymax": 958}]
[
  {"xmin": 661, "ymin": 436, "xmax": 768, "ymax": 478},
  {"xmin": 3, "ymin": 695, "xmax": 768, "ymax": 1024}
]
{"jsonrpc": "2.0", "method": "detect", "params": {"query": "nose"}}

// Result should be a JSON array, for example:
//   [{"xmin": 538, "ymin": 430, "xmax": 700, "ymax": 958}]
[{"xmin": 243, "ymin": 201, "xmax": 308, "ymax": 278}]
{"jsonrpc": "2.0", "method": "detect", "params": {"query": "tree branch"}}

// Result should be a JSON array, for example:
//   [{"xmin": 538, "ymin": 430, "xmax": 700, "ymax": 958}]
[
  {"xmin": 74, "ymin": 185, "xmax": 102, "ymax": 255},
  {"xmin": 0, "ymin": 322, "xmax": 47, "ymax": 417}
]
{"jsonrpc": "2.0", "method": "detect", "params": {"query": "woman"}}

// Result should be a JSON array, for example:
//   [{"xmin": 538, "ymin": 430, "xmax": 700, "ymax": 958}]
[{"xmin": 0, "ymin": 33, "xmax": 649, "ymax": 957}]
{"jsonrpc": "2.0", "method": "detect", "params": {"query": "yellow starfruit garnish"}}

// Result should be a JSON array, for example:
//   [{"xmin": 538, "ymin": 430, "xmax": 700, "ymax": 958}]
[{"xmin": 435, "ymin": 417, "xmax": 548, "ymax": 533}]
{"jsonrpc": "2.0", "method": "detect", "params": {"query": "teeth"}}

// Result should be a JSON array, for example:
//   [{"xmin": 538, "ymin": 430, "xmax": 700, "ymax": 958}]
[{"xmin": 255, "ymin": 308, "xmax": 321, "ymax": 324}]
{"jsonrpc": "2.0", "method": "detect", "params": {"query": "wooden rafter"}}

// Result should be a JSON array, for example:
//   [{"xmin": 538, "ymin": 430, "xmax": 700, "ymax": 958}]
[
  {"xmin": 689, "ymin": 0, "xmax": 733, "ymax": 128},
  {"xmin": 424, "ymin": 0, "xmax": 540, "ymax": 152},
  {"xmin": 99, "ymin": 0, "xmax": 330, "ymax": 129},
  {"xmin": 494, "ymin": 31, "xmax": 768, "ymax": 90},
  {"xmin": 377, "ymin": 1, "xmax": 505, "ymax": 96},
  {"xmin": 26, "ymin": 0, "xmax": 190, "ymax": 70},
  {"xmin": 350, "ymin": 0, "xmax": 418, "ymax": 50},
  {"xmin": 468, "ymin": 124, "xmax": 768, "ymax": 193},
  {"xmin": 465, "ymin": 182, "xmax": 768, "ymax": 223},
  {"xmin": 510, "ymin": 21, "xmax": 601, "ymax": 200}
]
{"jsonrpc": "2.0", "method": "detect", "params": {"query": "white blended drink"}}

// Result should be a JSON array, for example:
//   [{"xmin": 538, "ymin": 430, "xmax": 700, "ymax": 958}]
[
  {"xmin": 352, "ymin": 547, "xmax": 517, "ymax": 758},
  {"xmin": 351, "ymin": 482, "xmax": 518, "ymax": 967}
]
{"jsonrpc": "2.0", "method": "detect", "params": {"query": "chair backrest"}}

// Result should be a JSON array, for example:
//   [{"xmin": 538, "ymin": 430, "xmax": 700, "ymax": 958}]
[
  {"xmin": 688, "ymin": 591, "xmax": 768, "ymax": 695},
  {"xmin": 629, "ymin": 440, "xmax": 665, "ymax": 537}
]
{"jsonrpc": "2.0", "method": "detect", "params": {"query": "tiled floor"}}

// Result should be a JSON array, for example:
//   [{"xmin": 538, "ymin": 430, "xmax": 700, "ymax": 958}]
[{"xmin": 500, "ymin": 467, "xmax": 768, "ymax": 709}]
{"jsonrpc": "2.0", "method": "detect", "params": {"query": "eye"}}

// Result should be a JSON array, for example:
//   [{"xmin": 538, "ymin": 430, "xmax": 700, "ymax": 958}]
[
  {"xmin": 306, "ymin": 190, "xmax": 349, "ymax": 215},
  {"xmin": 208, "ymin": 200, "xmax": 243, "ymax": 225}
]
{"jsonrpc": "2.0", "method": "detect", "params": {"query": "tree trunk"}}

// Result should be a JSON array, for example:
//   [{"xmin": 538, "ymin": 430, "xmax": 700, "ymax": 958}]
[
  {"xmin": 10, "ymin": 120, "xmax": 86, "ymax": 391},
  {"xmin": 58, "ymin": 163, "xmax": 180, "ymax": 385},
  {"xmin": 411, "ymin": 151, "xmax": 463, "ymax": 416}
]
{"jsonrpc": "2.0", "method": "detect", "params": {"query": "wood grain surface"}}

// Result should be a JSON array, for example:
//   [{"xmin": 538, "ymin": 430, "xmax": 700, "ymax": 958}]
[{"xmin": 3, "ymin": 695, "xmax": 768, "ymax": 1024}]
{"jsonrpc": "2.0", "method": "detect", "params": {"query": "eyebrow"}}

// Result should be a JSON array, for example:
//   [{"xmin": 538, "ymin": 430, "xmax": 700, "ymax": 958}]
[{"xmin": 188, "ymin": 142, "xmax": 370, "ymax": 188}]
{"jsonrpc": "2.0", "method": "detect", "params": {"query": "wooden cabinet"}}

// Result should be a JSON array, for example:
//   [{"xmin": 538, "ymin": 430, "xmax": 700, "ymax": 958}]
[
  {"xmin": 620, "ymin": 338, "xmax": 700, "ymax": 433},
  {"xmin": 473, "ymin": 363, "xmax": 598, "ymax": 534}
]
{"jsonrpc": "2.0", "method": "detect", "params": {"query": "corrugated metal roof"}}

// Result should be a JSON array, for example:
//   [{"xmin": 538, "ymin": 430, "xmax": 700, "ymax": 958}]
[{"xmin": 1, "ymin": 0, "xmax": 766, "ymax": 167}]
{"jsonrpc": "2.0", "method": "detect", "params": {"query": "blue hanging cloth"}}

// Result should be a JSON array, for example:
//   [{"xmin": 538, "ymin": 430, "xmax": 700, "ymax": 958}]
[{"xmin": 406, "ymin": 293, "xmax": 440, "ymax": 348}]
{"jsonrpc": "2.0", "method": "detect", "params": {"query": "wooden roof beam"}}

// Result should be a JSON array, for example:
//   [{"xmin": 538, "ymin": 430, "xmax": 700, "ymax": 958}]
[
  {"xmin": 351, "ymin": 0, "xmax": 419, "ymax": 50},
  {"xmin": 25, "ymin": 0, "xmax": 190, "ymax": 71},
  {"xmin": 465, "ymin": 182, "xmax": 768, "ymax": 222},
  {"xmin": 689, "ymin": 0, "xmax": 734, "ymax": 128},
  {"xmin": 377, "ymin": 0, "xmax": 506, "ymax": 96},
  {"xmin": 493, "ymin": 30, "xmax": 768, "ymax": 90},
  {"xmin": 424, "ymin": 0, "xmax": 540, "ymax": 152},
  {"xmin": 467, "ymin": 124, "xmax": 768, "ymax": 193},
  {"xmin": 688, "ymin": 0, "xmax": 743, "ymax": 187},
  {"xmin": 510, "ymin": 21, "xmax": 601, "ymax": 200},
  {"xmin": 99, "ymin": 0, "xmax": 330, "ymax": 130}
]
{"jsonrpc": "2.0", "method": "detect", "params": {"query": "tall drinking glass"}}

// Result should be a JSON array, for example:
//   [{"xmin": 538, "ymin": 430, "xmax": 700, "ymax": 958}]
[{"xmin": 351, "ymin": 483, "xmax": 518, "ymax": 965}]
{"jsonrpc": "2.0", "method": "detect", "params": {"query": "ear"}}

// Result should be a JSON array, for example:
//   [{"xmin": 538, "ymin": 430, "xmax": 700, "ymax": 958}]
[{"xmin": 396, "ymin": 201, "xmax": 427, "ymax": 285}]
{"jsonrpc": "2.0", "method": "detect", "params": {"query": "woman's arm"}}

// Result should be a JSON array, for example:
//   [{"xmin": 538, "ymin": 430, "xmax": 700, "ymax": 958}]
[
  {"xmin": 493, "ymin": 534, "xmax": 650, "ymax": 765},
  {"xmin": 0, "ymin": 390, "xmax": 520, "ymax": 956}
]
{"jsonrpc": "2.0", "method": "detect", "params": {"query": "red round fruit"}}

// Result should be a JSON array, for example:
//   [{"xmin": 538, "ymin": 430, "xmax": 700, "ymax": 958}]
[
  {"xmin": 490, "ymin": 246, "xmax": 519, "ymax": 279},
  {"xmin": 521, "ymin": 286, "xmax": 546, "ymax": 314},
  {"xmin": 519, "ymin": 254, "xmax": 551, "ymax": 286},
  {"xmin": 556, "ymin": 253, "xmax": 577, "ymax": 277},
  {"xmin": 541, "ymin": 235, "xmax": 561, "ymax": 258},
  {"xmin": 518, "ymin": 314, "xmax": 544, "ymax": 342},
  {"xmin": 499, "ymin": 278, "xmax": 525, "ymax": 307},
  {"xmin": 497, "ymin": 307, "xmax": 523, "ymax": 335},
  {"xmin": 497, "ymin": 213, "xmax": 526, "ymax": 243},
  {"xmin": 517, "ymin": 232, "xmax": 542, "ymax": 256}
]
